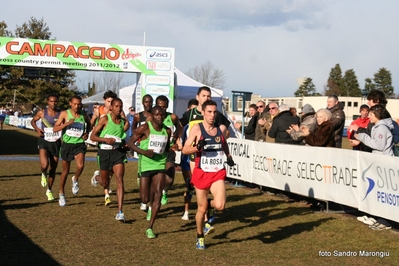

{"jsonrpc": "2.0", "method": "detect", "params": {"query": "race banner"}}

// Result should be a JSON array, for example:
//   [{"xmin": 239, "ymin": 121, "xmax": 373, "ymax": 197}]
[
  {"xmin": 226, "ymin": 138, "xmax": 398, "ymax": 223},
  {"xmin": 0, "ymin": 37, "xmax": 175, "ymax": 112}
]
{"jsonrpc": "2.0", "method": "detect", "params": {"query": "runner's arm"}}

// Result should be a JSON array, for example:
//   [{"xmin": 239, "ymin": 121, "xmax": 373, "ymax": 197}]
[
  {"xmin": 53, "ymin": 111, "xmax": 73, "ymax": 132},
  {"xmin": 30, "ymin": 110, "xmax": 44, "ymax": 137},
  {"xmin": 182, "ymin": 124, "xmax": 200, "ymax": 155}
]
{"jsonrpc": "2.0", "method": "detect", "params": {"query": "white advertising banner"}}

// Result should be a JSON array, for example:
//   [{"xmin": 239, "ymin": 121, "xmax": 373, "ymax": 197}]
[
  {"xmin": 226, "ymin": 138, "xmax": 398, "ymax": 223},
  {"xmin": 358, "ymin": 152, "xmax": 399, "ymax": 222}
]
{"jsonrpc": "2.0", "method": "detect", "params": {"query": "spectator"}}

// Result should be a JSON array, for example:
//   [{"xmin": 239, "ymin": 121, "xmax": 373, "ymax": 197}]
[
  {"xmin": 347, "ymin": 104, "xmax": 370, "ymax": 150},
  {"xmin": 326, "ymin": 95, "xmax": 345, "ymax": 148},
  {"xmin": 268, "ymin": 104, "xmax": 300, "ymax": 144},
  {"xmin": 0, "ymin": 106, "xmax": 6, "ymax": 129},
  {"xmin": 355, "ymin": 105, "xmax": 394, "ymax": 156},
  {"xmin": 290, "ymin": 107, "xmax": 299, "ymax": 120},
  {"xmin": 244, "ymin": 103, "xmax": 258, "ymax": 140},
  {"xmin": 349, "ymin": 89, "xmax": 399, "ymax": 151},
  {"xmin": 302, "ymin": 108, "xmax": 335, "ymax": 147},
  {"xmin": 254, "ymin": 101, "xmax": 269, "ymax": 141},
  {"xmin": 264, "ymin": 102, "xmax": 279, "ymax": 142},
  {"xmin": 288, "ymin": 104, "xmax": 316, "ymax": 144}
]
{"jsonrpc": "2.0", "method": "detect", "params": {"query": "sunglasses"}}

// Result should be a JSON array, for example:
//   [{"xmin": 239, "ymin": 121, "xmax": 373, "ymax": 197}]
[
  {"xmin": 256, "ymin": 105, "xmax": 264, "ymax": 109},
  {"xmin": 269, "ymin": 107, "xmax": 277, "ymax": 110}
]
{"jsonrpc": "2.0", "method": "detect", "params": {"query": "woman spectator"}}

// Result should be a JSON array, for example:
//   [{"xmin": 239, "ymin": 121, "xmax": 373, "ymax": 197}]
[
  {"xmin": 287, "ymin": 104, "xmax": 316, "ymax": 144},
  {"xmin": 300, "ymin": 108, "xmax": 335, "ymax": 147},
  {"xmin": 354, "ymin": 105, "xmax": 394, "ymax": 156}
]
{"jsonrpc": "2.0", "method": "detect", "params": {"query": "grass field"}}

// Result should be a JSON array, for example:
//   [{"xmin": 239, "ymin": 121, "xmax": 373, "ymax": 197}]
[{"xmin": 1, "ymin": 125, "xmax": 398, "ymax": 265}]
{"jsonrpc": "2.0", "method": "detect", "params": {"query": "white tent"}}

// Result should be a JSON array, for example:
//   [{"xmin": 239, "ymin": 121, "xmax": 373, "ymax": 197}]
[
  {"xmin": 174, "ymin": 68, "xmax": 223, "ymax": 118},
  {"xmin": 119, "ymin": 84, "xmax": 136, "ymax": 115}
]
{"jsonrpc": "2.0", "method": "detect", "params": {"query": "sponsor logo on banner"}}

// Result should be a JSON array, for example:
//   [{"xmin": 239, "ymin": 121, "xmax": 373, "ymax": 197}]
[
  {"xmin": 147, "ymin": 49, "xmax": 171, "ymax": 60},
  {"xmin": 121, "ymin": 48, "xmax": 141, "ymax": 60},
  {"xmin": 146, "ymin": 61, "xmax": 171, "ymax": 71},
  {"xmin": 361, "ymin": 161, "xmax": 399, "ymax": 207}
]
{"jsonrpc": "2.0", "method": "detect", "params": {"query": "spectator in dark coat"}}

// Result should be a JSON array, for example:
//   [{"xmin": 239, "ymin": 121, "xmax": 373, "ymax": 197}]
[
  {"xmin": 268, "ymin": 104, "xmax": 300, "ymax": 144},
  {"xmin": 327, "ymin": 95, "xmax": 345, "ymax": 148},
  {"xmin": 244, "ymin": 104, "xmax": 258, "ymax": 140},
  {"xmin": 303, "ymin": 108, "xmax": 335, "ymax": 147}
]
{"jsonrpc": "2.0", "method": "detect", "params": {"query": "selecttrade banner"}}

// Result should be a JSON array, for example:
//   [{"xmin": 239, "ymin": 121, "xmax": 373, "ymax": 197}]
[{"xmin": 0, "ymin": 37, "xmax": 175, "ymax": 111}]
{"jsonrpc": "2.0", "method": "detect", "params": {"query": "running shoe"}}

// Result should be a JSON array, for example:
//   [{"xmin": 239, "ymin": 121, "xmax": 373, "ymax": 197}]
[
  {"xmin": 146, "ymin": 228, "xmax": 156, "ymax": 239},
  {"xmin": 140, "ymin": 203, "xmax": 147, "ymax": 211},
  {"xmin": 115, "ymin": 211, "xmax": 125, "ymax": 222},
  {"xmin": 91, "ymin": 171, "xmax": 99, "ymax": 187},
  {"xmin": 203, "ymin": 223, "xmax": 215, "ymax": 236},
  {"xmin": 41, "ymin": 174, "xmax": 47, "ymax": 187},
  {"xmin": 196, "ymin": 237, "xmax": 205, "ymax": 250},
  {"xmin": 46, "ymin": 190, "xmax": 54, "ymax": 201},
  {"xmin": 161, "ymin": 191, "xmax": 168, "ymax": 205},
  {"xmin": 182, "ymin": 211, "xmax": 189, "ymax": 221},
  {"xmin": 146, "ymin": 209, "xmax": 152, "ymax": 221},
  {"xmin": 71, "ymin": 176, "xmax": 79, "ymax": 195},
  {"xmin": 105, "ymin": 196, "xmax": 111, "ymax": 206},
  {"xmin": 59, "ymin": 194, "xmax": 66, "ymax": 207},
  {"xmin": 207, "ymin": 207, "xmax": 215, "ymax": 224}
]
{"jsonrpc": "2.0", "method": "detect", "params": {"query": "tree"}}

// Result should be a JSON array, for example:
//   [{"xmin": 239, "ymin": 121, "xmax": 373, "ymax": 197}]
[
  {"xmin": 362, "ymin": 78, "xmax": 375, "ymax": 97},
  {"xmin": 186, "ymin": 61, "xmax": 226, "ymax": 89},
  {"xmin": 294, "ymin": 77, "xmax": 320, "ymax": 97},
  {"xmin": 324, "ymin": 64, "xmax": 344, "ymax": 96},
  {"xmin": 0, "ymin": 17, "xmax": 76, "ymax": 110},
  {"xmin": 373, "ymin": 67, "xmax": 394, "ymax": 97},
  {"xmin": 0, "ymin": 21, "xmax": 12, "ymax": 37},
  {"xmin": 14, "ymin": 17, "xmax": 52, "ymax": 39},
  {"xmin": 76, "ymin": 72, "xmax": 128, "ymax": 95},
  {"xmin": 343, "ymin": 69, "xmax": 362, "ymax": 97}
]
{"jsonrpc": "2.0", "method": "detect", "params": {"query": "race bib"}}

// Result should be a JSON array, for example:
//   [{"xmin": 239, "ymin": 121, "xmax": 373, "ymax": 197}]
[
  {"xmin": 200, "ymin": 150, "xmax": 224, "ymax": 172},
  {"xmin": 148, "ymin": 134, "xmax": 168, "ymax": 154},
  {"xmin": 43, "ymin": 127, "xmax": 61, "ymax": 142},
  {"xmin": 101, "ymin": 134, "xmax": 122, "ymax": 150},
  {"xmin": 85, "ymin": 131, "xmax": 98, "ymax": 146},
  {"xmin": 65, "ymin": 122, "xmax": 84, "ymax": 137}
]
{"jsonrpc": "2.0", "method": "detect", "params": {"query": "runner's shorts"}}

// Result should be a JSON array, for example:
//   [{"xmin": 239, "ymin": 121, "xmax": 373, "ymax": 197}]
[
  {"xmin": 140, "ymin": 169, "xmax": 166, "ymax": 178},
  {"xmin": 192, "ymin": 167, "xmax": 226, "ymax": 190},
  {"xmin": 180, "ymin": 154, "xmax": 190, "ymax": 171},
  {"xmin": 61, "ymin": 142, "xmax": 87, "ymax": 161},
  {"xmin": 97, "ymin": 148, "xmax": 127, "ymax": 170},
  {"xmin": 37, "ymin": 138, "xmax": 61, "ymax": 157},
  {"xmin": 166, "ymin": 150, "xmax": 176, "ymax": 163}
]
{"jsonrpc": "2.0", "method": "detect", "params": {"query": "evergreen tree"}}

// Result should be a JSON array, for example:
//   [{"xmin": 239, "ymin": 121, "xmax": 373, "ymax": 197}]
[
  {"xmin": 0, "ymin": 17, "xmax": 77, "ymax": 110},
  {"xmin": 294, "ymin": 77, "xmax": 319, "ymax": 97},
  {"xmin": 362, "ymin": 78, "xmax": 375, "ymax": 97},
  {"xmin": 373, "ymin": 67, "xmax": 394, "ymax": 97},
  {"xmin": 325, "ymin": 64, "xmax": 344, "ymax": 96},
  {"xmin": 343, "ymin": 69, "xmax": 362, "ymax": 97}
]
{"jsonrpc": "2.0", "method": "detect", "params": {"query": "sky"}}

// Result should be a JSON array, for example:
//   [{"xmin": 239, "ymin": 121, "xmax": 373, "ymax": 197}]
[{"xmin": 1, "ymin": 0, "xmax": 399, "ymax": 98}]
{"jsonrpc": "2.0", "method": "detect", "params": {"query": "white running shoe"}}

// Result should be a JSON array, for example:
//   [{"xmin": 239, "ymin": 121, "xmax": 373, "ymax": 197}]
[
  {"xmin": 140, "ymin": 203, "xmax": 147, "ymax": 211},
  {"xmin": 115, "ymin": 212, "xmax": 125, "ymax": 222},
  {"xmin": 91, "ymin": 171, "xmax": 99, "ymax": 187},
  {"xmin": 59, "ymin": 194, "xmax": 66, "ymax": 206},
  {"xmin": 182, "ymin": 211, "xmax": 189, "ymax": 221},
  {"xmin": 72, "ymin": 176, "xmax": 79, "ymax": 195}
]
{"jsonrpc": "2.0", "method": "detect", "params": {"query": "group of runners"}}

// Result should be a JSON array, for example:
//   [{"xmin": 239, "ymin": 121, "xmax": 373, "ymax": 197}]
[{"xmin": 31, "ymin": 86, "xmax": 234, "ymax": 249}]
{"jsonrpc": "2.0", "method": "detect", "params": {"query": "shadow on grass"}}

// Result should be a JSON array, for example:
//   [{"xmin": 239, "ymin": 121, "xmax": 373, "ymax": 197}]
[
  {"xmin": 0, "ymin": 200, "xmax": 60, "ymax": 265},
  {"xmin": 0, "ymin": 126, "xmax": 38, "ymax": 155}
]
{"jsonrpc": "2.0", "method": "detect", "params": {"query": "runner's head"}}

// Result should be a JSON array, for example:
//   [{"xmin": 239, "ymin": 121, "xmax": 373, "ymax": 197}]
[
  {"xmin": 69, "ymin": 95, "xmax": 82, "ymax": 113},
  {"xmin": 47, "ymin": 94, "xmax": 59, "ymax": 110},
  {"xmin": 202, "ymin": 100, "xmax": 217, "ymax": 125},
  {"xmin": 196, "ymin": 86, "xmax": 211, "ymax": 107},
  {"xmin": 151, "ymin": 106, "xmax": 166, "ymax": 126},
  {"xmin": 142, "ymin": 94, "xmax": 153, "ymax": 112},
  {"xmin": 155, "ymin": 95, "xmax": 169, "ymax": 112},
  {"xmin": 187, "ymin": 99, "xmax": 198, "ymax": 110},
  {"xmin": 109, "ymin": 98, "xmax": 123, "ymax": 116},
  {"xmin": 103, "ymin": 90, "xmax": 118, "ymax": 108}
]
